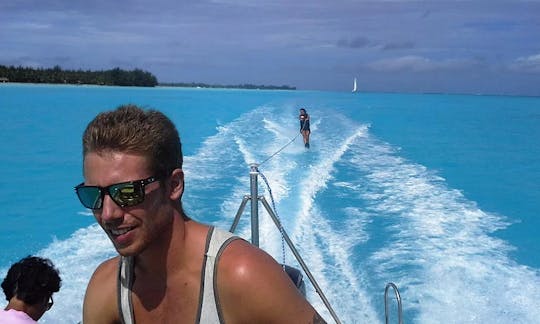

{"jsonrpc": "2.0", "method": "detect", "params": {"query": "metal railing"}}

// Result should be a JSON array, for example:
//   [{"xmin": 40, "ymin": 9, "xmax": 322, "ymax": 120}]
[
  {"xmin": 384, "ymin": 282, "xmax": 403, "ymax": 324},
  {"xmin": 230, "ymin": 164, "xmax": 342, "ymax": 324}
]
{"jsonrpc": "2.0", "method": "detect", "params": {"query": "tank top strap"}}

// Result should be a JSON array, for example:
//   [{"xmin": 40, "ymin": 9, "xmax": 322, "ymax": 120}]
[
  {"xmin": 118, "ymin": 256, "xmax": 135, "ymax": 324},
  {"xmin": 196, "ymin": 226, "xmax": 240, "ymax": 324}
]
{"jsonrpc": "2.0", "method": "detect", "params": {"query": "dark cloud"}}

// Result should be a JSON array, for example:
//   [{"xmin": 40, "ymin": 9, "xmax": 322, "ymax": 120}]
[
  {"xmin": 337, "ymin": 36, "xmax": 371, "ymax": 49},
  {"xmin": 382, "ymin": 41, "xmax": 415, "ymax": 51}
]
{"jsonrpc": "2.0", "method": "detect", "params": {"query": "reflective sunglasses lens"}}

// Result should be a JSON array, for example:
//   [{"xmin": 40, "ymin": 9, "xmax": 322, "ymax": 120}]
[
  {"xmin": 110, "ymin": 183, "xmax": 144, "ymax": 207},
  {"xmin": 76, "ymin": 187, "xmax": 102, "ymax": 209}
]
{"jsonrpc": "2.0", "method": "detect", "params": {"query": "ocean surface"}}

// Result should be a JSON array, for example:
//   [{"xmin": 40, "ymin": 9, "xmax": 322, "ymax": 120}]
[{"xmin": 1, "ymin": 84, "xmax": 539, "ymax": 323}]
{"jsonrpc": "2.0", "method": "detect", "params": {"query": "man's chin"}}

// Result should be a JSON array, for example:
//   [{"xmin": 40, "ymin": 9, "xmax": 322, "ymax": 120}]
[{"xmin": 113, "ymin": 243, "xmax": 140, "ymax": 257}]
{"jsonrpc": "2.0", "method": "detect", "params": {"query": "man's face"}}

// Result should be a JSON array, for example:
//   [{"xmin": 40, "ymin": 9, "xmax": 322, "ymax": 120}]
[{"xmin": 82, "ymin": 151, "xmax": 170, "ymax": 256}]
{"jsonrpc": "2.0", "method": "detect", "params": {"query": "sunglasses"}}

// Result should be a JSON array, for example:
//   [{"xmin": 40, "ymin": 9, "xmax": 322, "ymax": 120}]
[
  {"xmin": 75, "ymin": 176, "xmax": 159, "ymax": 210},
  {"xmin": 46, "ymin": 296, "xmax": 54, "ymax": 310}
]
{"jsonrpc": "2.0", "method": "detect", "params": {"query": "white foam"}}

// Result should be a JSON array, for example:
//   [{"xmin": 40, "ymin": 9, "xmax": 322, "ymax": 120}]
[
  {"xmin": 344, "ymin": 133, "xmax": 540, "ymax": 323},
  {"xmin": 38, "ymin": 224, "xmax": 114, "ymax": 324},
  {"xmin": 205, "ymin": 104, "xmax": 380, "ymax": 322},
  {"xmin": 289, "ymin": 125, "xmax": 380, "ymax": 323}
]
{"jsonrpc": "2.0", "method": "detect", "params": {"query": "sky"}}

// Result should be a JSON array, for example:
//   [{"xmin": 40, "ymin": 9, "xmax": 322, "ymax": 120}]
[{"xmin": 1, "ymin": 0, "xmax": 540, "ymax": 96}]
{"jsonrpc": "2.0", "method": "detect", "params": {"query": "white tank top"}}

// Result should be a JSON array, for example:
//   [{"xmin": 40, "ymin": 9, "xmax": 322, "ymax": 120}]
[{"xmin": 117, "ymin": 227, "xmax": 240, "ymax": 324}]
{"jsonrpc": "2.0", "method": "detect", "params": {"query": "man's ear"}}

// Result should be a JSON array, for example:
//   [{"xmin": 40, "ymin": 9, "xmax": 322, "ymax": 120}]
[{"xmin": 169, "ymin": 168, "xmax": 184, "ymax": 201}]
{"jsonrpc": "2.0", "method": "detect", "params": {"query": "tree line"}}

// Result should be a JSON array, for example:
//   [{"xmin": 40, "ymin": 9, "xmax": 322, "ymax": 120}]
[
  {"xmin": 0, "ymin": 64, "xmax": 296, "ymax": 90},
  {"xmin": 158, "ymin": 82, "xmax": 296, "ymax": 90},
  {"xmin": 0, "ymin": 65, "xmax": 158, "ymax": 87}
]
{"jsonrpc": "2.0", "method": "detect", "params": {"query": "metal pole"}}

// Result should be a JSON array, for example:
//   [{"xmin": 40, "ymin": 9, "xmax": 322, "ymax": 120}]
[
  {"xmin": 384, "ymin": 282, "xmax": 403, "ymax": 324},
  {"xmin": 231, "ymin": 164, "xmax": 341, "ymax": 323},
  {"xmin": 229, "ymin": 196, "xmax": 250, "ymax": 233},
  {"xmin": 249, "ymin": 163, "xmax": 259, "ymax": 247},
  {"xmin": 260, "ymin": 197, "xmax": 342, "ymax": 324}
]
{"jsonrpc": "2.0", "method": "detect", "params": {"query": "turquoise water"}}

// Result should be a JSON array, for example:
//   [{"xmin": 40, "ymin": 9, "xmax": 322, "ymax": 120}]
[{"xmin": 1, "ymin": 84, "xmax": 539, "ymax": 323}]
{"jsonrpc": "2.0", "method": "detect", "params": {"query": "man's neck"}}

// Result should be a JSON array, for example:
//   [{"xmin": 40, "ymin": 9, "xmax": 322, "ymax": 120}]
[{"xmin": 134, "ymin": 213, "xmax": 204, "ymax": 280}]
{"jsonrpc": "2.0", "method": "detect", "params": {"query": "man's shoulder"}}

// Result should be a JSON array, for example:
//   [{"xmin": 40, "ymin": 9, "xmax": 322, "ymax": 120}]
[
  {"xmin": 216, "ymin": 236, "xmax": 319, "ymax": 322},
  {"xmin": 218, "ymin": 236, "xmax": 282, "ymax": 283},
  {"xmin": 198, "ymin": 225, "xmax": 284, "ymax": 286},
  {"xmin": 92, "ymin": 255, "xmax": 121, "ymax": 278},
  {"xmin": 86, "ymin": 255, "xmax": 121, "ymax": 297},
  {"xmin": 83, "ymin": 256, "xmax": 121, "ymax": 323}
]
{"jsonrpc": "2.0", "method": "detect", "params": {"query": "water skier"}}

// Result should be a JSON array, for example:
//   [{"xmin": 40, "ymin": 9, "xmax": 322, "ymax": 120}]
[{"xmin": 299, "ymin": 108, "xmax": 311, "ymax": 148}]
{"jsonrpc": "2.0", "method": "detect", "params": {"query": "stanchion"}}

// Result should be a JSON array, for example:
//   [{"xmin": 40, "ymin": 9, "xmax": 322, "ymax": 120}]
[{"xmin": 229, "ymin": 164, "xmax": 342, "ymax": 324}]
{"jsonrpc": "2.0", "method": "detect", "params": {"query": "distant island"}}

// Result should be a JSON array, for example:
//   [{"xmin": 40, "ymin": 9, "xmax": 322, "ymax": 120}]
[
  {"xmin": 159, "ymin": 82, "xmax": 295, "ymax": 90},
  {"xmin": 0, "ymin": 65, "xmax": 296, "ymax": 90},
  {"xmin": 0, "ymin": 65, "xmax": 158, "ymax": 87}
]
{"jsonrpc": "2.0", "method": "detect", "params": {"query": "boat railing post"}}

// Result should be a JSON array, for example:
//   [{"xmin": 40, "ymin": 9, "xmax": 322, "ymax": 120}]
[
  {"xmin": 249, "ymin": 163, "xmax": 259, "ymax": 247},
  {"xmin": 384, "ymin": 282, "xmax": 403, "ymax": 324},
  {"xmin": 230, "ymin": 164, "xmax": 341, "ymax": 323},
  {"xmin": 259, "ymin": 197, "xmax": 342, "ymax": 324},
  {"xmin": 229, "ymin": 195, "xmax": 250, "ymax": 233}
]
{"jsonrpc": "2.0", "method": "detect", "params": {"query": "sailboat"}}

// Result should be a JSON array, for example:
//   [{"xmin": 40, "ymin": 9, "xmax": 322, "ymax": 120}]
[{"xmin": 352, "ymin": 77, "xmax": 358, "ymax": 93}]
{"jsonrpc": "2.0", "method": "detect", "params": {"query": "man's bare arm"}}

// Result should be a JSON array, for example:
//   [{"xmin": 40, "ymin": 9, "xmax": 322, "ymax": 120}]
[
  {"xmin": 83, "ymin": 258, "xmax": 120, "ymax": 324},
  {"xmin": 219, "ymin": 240, "xmax": 323, "ymax": 323},
  {"xmin": 313, "ymin": 312, "xmax": 328, "ymax": 324}
]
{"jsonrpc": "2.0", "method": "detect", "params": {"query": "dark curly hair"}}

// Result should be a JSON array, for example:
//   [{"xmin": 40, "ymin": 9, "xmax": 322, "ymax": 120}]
[{"xmin": 1, "ymin": 256, "xmax": 61, "ymax": 305}]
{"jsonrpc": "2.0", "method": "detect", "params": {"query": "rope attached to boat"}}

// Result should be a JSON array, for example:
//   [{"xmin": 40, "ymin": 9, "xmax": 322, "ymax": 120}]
[
  {"xmin": 259, "ymin": 169, "xmax": 287, "ymax": 264},
  {"xmin": 259, "ymin": 132, "xmax": 301, "ymax": 167},
  {"xmin": 259, "ymin": 115, "xmax": 309, "ymax": 167},
  {"xmin": 254, "ymin": 116, "xmax": 313, "ymax": 262}
]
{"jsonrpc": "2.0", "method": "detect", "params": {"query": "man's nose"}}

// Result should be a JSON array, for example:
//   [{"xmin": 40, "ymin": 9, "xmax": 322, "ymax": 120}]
[{"xmin": 99, "ymin": 194, "xmax": 123, "ymax": 223}]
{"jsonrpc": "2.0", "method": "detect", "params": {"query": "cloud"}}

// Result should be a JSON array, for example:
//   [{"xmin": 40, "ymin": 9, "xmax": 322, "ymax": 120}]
[
  {"xmin": 463, "ymin": 20, "xmax": 519, "ymax": 33},
  {"xmin": 509, "ymin": 54, "xmax": 540, "ymax": 73},
  {"xmin": 366, "ymin": 55, "xmax": 480, "ymax": 72},
  {"xmin": 1, "ymin": 0, "xmax": 539, "ymax": 95},
  {"xmin": 337, "ymin": 36, "xmax": 371, "ymax": 49},
  {"xmin": 381, "ymin": 41, "xmax": 415, "ymax": 51},
  {"xmin": 338, "ymin": 37, "xmax": 415, "ymax": 52}
]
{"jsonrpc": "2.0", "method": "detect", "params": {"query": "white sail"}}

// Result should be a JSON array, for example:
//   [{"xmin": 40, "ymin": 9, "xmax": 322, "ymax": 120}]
[{"xmin": 352, "ymin": 77, "xmax": 358, "ymax": 92}]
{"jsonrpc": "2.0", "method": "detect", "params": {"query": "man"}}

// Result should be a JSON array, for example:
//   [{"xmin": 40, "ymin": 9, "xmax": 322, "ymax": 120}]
[
  {"xmin": 1, "ymin": 256, "xmax": 61, "ymax": 323},
  {"xmin": 76, "ymin": 105, "xmax": 325, "ymax": 323}
]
